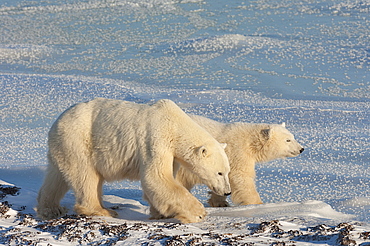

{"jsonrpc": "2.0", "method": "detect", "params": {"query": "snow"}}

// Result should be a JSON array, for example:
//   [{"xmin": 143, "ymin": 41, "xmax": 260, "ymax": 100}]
[
  {"xmin": 1, "ymin": 0, "xmax": 369, "ymax": 245},
  {"xmin": 0, "ymin": 181, "xmax": 365, "ymax": 245},
  {"xmin": 1, "ymin": 75, "xmax": 369, "ymax": 245}
]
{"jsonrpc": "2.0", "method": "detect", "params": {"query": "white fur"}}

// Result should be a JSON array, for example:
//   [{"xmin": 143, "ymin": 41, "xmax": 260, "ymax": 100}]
[
  {"xmin": 36, "ymin": 98, "xmax": 231, "ymax": 223},
  {"xmin": 176, "ymin": 115, "xmax": 304, "ymax": 207}
]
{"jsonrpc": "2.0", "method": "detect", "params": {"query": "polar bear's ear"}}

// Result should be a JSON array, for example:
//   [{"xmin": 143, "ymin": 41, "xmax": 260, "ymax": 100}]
[
  {"xmin": 220, "ymin": 143, "xmax": 227, "ymax": 149},
  {"xmin": 197, "ymin": 146, "xmax": 208, "ymax": 157},
  {"xmin": 261, "ymin": 128, "xmax": 271, "ymax": 140},
  {"xmin": 281, "ymin": 122, "xmax": 286, "ymax": 127}
]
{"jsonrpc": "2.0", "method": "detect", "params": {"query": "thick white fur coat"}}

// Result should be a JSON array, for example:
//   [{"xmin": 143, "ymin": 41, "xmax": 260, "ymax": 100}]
[
  {"xmin": 36, "ymin": 98, "xmax": 231, "ymax": 223},
  {"xmin": 176, "ymin": 115, "xmax": 304, "ymax": 207}
]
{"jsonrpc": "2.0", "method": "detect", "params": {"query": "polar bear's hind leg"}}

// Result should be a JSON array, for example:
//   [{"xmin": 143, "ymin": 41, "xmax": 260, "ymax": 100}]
[
  {"xmin": 72, "ymin": 168, "xmax": 118, "ymax": 218},
  {"xmin": 36, "ymin": 162, "xmax": 69, "ymax": 220}
]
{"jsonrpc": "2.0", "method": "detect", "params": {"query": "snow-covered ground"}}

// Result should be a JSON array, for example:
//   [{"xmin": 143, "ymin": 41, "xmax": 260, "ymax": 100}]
[
  {"xmin": 1, "ymin": 0, "xmax": 369, "ymax": 245},
  {"xmin": 0, "ymin": 182, "xmax": 368, "ymax": 245},
  {"xmin": 1, "ymin": 74, "xmax": 369, "ymax": 245}
]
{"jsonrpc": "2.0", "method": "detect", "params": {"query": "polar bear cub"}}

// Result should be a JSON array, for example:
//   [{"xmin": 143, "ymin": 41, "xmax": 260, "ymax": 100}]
[
  {"xmin": 176, "ymin": 115, "xmax": 304, "ymax": 207},
  {"xmin": 36, "ymin": 98, "xmax": 231, "ymax": 223}
]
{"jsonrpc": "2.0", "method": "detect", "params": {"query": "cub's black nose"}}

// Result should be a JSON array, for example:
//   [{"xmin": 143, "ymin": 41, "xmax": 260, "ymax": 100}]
[
  {"xmin": 224, "ymin": 192, "xmax": 231, "ymax": 196},
  {"xmin": 300, "ymin": 148, "xmax": 304, "ymax": 153}
]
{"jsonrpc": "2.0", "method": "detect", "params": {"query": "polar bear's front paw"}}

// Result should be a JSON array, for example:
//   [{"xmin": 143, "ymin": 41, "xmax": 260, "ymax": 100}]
[
  {"xmin": 175, "ymin": 213, "xmax": 205, "ymax": 223},
  {"xmin": 175, "ymin": 200, "xmax": 206, "ymax": 223}
]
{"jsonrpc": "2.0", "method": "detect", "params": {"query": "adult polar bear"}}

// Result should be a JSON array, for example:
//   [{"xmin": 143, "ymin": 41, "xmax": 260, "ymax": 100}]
[
  {"xmin": 176, "ymin": 115, "xmax": 304, "ymax": 207},
  {"xmin": 36, "ymin": 98, "xmax": 231, "ymax": 223}
]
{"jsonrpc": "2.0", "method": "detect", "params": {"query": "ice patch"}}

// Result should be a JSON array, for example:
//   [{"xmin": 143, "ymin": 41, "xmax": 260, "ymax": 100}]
[{"xmin": 209, "ymin": 200, "xmax": 354, "ymax": 222}]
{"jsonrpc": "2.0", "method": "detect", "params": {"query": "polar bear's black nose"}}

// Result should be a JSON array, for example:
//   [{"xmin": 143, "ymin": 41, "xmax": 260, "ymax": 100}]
[
  {"xmin": 224, "ymin": 192, "xmax": 231, "ymax": 196},
  {"xmin": 300, "ymin": 148, "xmax": 304, "ymax": 153}
]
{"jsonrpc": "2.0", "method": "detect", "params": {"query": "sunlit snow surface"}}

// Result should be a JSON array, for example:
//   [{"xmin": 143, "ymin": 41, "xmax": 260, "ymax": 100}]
[
  {"xmin": 1, "ymin": 0, "xmax": 369, "ymax": 99},
  {"xmin": 0, "ymin": 0, "xmax": 370, "ymax": 237}
]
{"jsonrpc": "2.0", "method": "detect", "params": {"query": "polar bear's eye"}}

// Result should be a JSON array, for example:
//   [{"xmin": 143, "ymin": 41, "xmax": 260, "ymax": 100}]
[{"xmin": 218, "ymin": 172, "xmax": 223, "ymax": 176}]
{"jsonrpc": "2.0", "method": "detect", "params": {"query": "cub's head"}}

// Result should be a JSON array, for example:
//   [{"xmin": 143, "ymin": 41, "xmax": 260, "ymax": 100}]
[
  {"xmin": 182, "ymin": 142, "xmax": 231, "ymax": 197},
  {"xmin": 259, "ymin": 123, "xmax": 304, "ymax": 161}
]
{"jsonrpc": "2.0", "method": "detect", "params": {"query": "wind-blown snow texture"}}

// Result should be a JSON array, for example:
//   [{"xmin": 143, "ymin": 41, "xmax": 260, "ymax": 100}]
[{"xmin": 0, "ymin": 0, "xmax": 369, "ymax": 245}]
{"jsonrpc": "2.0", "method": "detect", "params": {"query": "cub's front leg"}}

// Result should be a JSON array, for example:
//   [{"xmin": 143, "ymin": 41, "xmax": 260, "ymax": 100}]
[
  {"xmin": 208, "ymin": 192, "xmax": 230, "ymax": 207},
  {"xmin": 230, "ymin": 174, "xmax": 262, "ymax": 205}
]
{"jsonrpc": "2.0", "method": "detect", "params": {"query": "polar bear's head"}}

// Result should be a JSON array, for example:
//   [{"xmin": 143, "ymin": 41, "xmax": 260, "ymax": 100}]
[
  {"xmin": 259, "ymin": 123, "xmax": 304, "ymax": 162},
  {"xmin": 178, "ymin": 142, "xmax": 231, "ymax": 197}
]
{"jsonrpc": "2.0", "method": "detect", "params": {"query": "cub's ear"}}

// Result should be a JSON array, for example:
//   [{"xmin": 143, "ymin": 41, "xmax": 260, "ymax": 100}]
[
  {"xmin": 261, "ymin": 128, "xmax": 271, "ymax": 140},
  {"xmin": 281, "ymin": 122, "xmax": 286, "ymax": 127},
  {"xmin": 220, "ymin": 143, "xmax": 227, "ymax": 149},
  {"xmin": 197, "ymin": 146, "xmax": 208, "ymax": 157}
]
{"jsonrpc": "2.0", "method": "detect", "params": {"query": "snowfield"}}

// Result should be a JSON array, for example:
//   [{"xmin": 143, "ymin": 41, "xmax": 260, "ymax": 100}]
[
  {"xmin": 1, "ymin": 0, "xmax": 369, "ymax": 245},
  {"xmin": 0, "ymin": 74, "xmax": 369, "ymax": 245}
]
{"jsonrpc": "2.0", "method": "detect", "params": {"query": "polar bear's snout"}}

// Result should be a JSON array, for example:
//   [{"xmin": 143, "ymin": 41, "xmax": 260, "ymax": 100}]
[
  {"xmin": 222, "ymin": 182, "xmax": 232, "ymax": 197},
  {"xmin": 209, "ymin": 174, "xmax": 232, "ymax": 197},
  {"xmin": 210, "ymin": 185, "xmax": 231, "ymax": 197},
  {"xmin": 290, "ymin": 146, "xmax": 304, "ymax": 156}
]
